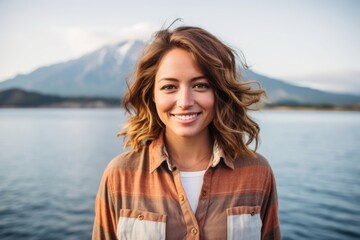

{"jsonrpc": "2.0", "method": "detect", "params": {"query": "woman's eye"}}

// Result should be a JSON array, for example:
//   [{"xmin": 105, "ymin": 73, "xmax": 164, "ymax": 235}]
[
  {"xmin": 194, "ymin": 83, "xmax": 210, "ymax": 89},
  {"xmin": 160, "ymin": 85, "xmax": 176, "ymax": 90}
]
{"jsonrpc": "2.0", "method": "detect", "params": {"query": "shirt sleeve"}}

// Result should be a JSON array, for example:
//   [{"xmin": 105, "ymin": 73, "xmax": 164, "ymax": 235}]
[
  {"xmin": 261, "ymin": 167, "xmax": 281, "ymax": 240},
  {"xmin": 92, "ymin": 169, "xmax": 118, "ymax": 240}
]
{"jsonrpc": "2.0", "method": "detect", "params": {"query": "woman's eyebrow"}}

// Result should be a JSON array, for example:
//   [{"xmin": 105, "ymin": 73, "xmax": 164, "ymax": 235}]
[
  {"xmin": 191, "ymin": 76, "xmax": 207, "ymax": 81},
  {"xmin": 158, "ymin": 76, "xmax": 207, "ymax": 82}
]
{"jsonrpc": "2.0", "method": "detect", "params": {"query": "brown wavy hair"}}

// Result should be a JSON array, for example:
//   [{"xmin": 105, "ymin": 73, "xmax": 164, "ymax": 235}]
[{"xmin": 118, "ymin": 25, "xmax": 265, "ymax": 159}]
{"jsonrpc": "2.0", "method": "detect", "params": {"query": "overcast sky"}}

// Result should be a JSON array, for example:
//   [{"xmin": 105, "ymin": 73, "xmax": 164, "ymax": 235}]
[{"xmin": 1, "ymin": 0, "xmax": 359, "ymax": 94}]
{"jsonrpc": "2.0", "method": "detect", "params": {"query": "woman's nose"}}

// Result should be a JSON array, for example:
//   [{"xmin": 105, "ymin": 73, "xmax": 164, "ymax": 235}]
[{"xmin": 177, "ymin": 88, "xmax": 194, "ymax": 109}]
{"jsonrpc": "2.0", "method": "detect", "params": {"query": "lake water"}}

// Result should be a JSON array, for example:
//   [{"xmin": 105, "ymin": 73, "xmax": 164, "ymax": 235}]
[{"xmin": 0, "ymin": 109, "xmax": 359, "ymax": 240}]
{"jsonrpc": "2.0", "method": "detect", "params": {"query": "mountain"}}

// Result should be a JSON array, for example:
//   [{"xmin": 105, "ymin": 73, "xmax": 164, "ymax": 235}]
[
  {"xmin": 0, "ymin": 40, "xmax": 359, "ymax": 106},
  {"xmin": 0, "ymin": 40, "xmax": 144, "ymax": 98}
]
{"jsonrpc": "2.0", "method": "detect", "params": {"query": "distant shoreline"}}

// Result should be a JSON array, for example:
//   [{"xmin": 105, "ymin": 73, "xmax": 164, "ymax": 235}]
[
  {"xmin": 1, "ymin": 105, "xmax": 359, "ymax": 112},
  {"xmin": 1, "ymin": 88, "xmax": 359, "ymax": 111},
  {"xmin": 263, "ymin": 105, "xmax": 360, "ymax": 112}
]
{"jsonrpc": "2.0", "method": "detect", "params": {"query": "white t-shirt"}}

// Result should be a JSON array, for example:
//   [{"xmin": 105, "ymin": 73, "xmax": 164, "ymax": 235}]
[{"xmin": 180, "ymin": 170, "xmax": 206, "ymax": 213}]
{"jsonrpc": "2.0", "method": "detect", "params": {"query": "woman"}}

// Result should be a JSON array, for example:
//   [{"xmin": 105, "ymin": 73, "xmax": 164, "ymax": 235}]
[{"xmin": 92, "ymin": 25, "xmax": 281, "ymax": 240}]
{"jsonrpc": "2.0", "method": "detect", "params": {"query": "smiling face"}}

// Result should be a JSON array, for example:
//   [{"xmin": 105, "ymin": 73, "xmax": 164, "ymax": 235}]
[{"xmin": 153, "ymin": 48, "xmax": 215, "ymax": 141}]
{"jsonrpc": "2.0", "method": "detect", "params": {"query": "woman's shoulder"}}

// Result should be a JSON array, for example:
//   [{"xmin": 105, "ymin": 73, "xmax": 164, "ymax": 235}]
[
  {"xmin": 105, "ymin": 150, "xmax": 143, "ymax": 171},
  {"xmin": 99, "ymin": 150, "xmax": 146, "ymax": 184},
  {"xmin": 253, "ymin": 152, "xmax": 272, "ymax": 167},
  {"xmin": 233, "ymin": 151, "xmax": 273, "ymax": 171},
  {"xmin": 230, "ymin": 152, "xmax": 277, "ymax": 186}
]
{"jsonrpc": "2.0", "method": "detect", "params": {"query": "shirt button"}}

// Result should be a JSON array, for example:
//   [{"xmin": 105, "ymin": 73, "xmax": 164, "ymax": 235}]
[
  {"xmin": 201, "ymin": 190, "xmax": 207, "ymax": 197},
  {"xmin": 179, "ymin": 194, "xmax": 185, "ymax": 202},
  {"xmin": 191, "ymin": 227, "xmax": 198, "ymax": 235},
  {"xmin": 138, "ymin": 214, "xmax": 144, "ymax": 221}
]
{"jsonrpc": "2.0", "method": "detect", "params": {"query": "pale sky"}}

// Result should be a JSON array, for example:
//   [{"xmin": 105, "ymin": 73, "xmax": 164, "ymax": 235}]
[{"xmin": 1, "ymin": 0, "xmax": 359, "ymax": 94}]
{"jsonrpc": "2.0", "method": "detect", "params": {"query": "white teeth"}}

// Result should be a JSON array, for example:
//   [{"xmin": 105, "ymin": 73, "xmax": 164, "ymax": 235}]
[{"xmin": 174, "ymin": 114, "xmax": 198, "ymax": 120}]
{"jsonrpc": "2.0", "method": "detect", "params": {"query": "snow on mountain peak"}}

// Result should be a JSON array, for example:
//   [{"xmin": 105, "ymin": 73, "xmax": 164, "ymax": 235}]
[
  {"xmin": 96, "ymin": 48, "xmax": 107, "ymax": 64},
  {"xmin": 117, "ymin": 41, "xmax": 134, "ymax": 57}
]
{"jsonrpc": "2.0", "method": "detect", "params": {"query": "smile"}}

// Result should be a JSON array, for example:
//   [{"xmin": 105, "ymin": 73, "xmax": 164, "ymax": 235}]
[{"xmin": 172, "ymin": 113, "xmax": 200, "ymax": 120}]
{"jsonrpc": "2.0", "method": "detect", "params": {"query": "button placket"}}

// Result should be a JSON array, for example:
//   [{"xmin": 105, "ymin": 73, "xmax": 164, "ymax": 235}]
[{"xmin": 173, "ymin": 168, "xmax": 200, "ymax": 238}]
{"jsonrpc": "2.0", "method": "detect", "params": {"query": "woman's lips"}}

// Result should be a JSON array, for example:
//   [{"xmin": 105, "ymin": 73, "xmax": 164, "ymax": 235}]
[{"xmin": 171, "ymin": 112, "xmax": 201, "ymax": 121}]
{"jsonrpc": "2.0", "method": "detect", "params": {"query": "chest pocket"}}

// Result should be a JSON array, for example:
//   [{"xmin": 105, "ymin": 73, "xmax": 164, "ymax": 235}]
[
  {"xmin": 226, "ymin": 206, "xmax": 262, "ymax": 240},
  {"xmin": 117, "ymin": 209, "xmax": 167, "ymax": 240}
]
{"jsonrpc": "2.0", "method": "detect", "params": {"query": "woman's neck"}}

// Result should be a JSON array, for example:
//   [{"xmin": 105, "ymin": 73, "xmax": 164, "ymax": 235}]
[{"xmin": 165, "ymin": 130, "xmax": 213, "ymax": 171}]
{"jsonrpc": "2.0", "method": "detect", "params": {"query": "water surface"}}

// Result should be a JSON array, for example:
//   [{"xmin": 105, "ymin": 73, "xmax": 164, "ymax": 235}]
[{"xmin": 0, "ymin": 109, "xmax": 359, "ymax": 239}]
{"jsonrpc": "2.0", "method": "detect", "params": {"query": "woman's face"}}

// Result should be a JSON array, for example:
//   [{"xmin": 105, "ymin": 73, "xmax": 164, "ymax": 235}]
[{"xmin": 153, "ymin": 48, "xmax": 215, "ymax": 140}]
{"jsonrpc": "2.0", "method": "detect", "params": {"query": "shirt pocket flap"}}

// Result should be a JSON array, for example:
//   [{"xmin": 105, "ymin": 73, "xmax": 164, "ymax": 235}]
[{"xmin": 227, "ymin": 205, "xmax": 261, "ymax": 216}]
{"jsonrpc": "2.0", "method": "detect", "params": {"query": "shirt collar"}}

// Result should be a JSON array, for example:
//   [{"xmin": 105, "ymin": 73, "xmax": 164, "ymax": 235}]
[
  {"xmin": 149, "ymin": 133, "xmax": 171, "ymax": 173},
  {"xmin": 149, "ymin": 132, "xmax": 234, "ymax": 173},
  {"xmin": 211, "ymin": 140, "xmax": 234, "ymax": 169}
]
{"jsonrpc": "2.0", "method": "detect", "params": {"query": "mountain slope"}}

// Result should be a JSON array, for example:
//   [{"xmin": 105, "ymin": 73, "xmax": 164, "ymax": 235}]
[{"xmin": 244, "ymin": 70, "xmax": 360, "ymax": 106}]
